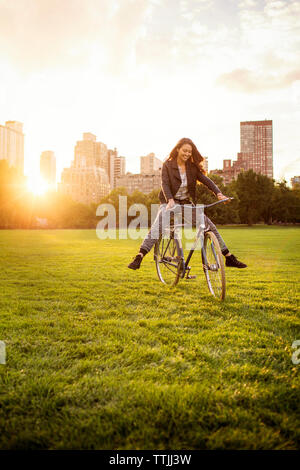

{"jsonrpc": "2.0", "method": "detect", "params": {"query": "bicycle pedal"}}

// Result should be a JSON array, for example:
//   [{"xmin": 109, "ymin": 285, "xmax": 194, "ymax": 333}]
[{"xmin": 186, "ymin": 275, "xmax": 197, "ymax": 279}]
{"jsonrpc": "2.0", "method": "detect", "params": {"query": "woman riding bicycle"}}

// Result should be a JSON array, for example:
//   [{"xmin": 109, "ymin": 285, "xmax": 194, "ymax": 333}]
[{"xmin": 128, "ymin": 137, "xmax": 247, "ymax": 270}]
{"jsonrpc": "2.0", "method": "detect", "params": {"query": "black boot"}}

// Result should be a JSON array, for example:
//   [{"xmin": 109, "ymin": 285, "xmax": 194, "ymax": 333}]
[
  {"xmin": 225, "ymin": 254, "xmax": 247, "ymax": 268},
  {"xmin": 128, "ymin": 254, "xmax": 143, "ymax": 270}
]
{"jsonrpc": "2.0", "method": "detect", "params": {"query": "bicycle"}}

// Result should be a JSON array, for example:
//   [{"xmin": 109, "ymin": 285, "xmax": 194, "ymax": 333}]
[{"xmin": 154, "ymin": 198, "xmax": 233, "ymax": 300}]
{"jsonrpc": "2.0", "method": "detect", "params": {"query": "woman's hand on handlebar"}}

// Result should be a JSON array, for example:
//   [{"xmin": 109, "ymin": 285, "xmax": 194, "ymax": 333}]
[
  {"xmin": 166, "ymin": 198, "xmax": 175, "ymax": 210},
  {"xmin": 217, "ymin": 193, "xmax": 230, "ymax": 204}
]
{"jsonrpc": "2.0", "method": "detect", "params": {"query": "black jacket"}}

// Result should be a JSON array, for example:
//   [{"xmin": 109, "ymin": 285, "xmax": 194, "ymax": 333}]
[{"xmin": 159, "ymin": 158, "xmax": 221, "ymax": 204}]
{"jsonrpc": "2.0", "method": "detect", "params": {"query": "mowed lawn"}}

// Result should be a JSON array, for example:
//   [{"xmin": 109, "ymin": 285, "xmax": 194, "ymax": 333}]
[{"xmin": 0, "ymin": 227, "xmax": 299, "ymax": 450}]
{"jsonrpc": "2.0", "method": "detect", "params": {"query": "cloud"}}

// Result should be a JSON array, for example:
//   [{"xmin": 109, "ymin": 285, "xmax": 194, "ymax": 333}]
[
  {"xmin": 216, "ymin": 67, "xmax": 300, "ymax": 93},
  {"xmin": 0, "ymin": 0, "xmax": 150, "ymax": 74},
  {"xmin": 2, "ymin": 0, "xmax": 298, "ymax": 84},
  {"xmin": 238, "ymin": 0, "xmax": 257, "ymax": 7},
  {"xmin": 103, "ymin": 0, "xmax": 150, "ymax": 75},
  {"xmin": 264, "ymin": 0, "xmax": 300, "ymax": 20},
  {"xmin": 239, "ymin": 0, "xmax": 300, "ymax": 42},
  {"xmin": 0, "ymin": 0, "xmax": 109, "ymax": 70},
  {"xmin": 216, "ymin": 0, "xmax": 300, "ymax": 92}
]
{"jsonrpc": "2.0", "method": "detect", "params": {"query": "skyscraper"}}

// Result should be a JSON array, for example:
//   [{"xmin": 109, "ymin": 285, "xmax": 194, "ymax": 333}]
[
  {"xmin": 114, "ymin": 156, "xmax": 126, "ymax": 185},
  {"xmin": 238, "ymin": 120, "xmax": 273, "ymax": 179},
  {"xmin": 59, "ymin": 133, "xmax": 110, "ymax": 204},
  {"xmin": 40, "ymin": 151, "xmax": 56, "ymax": 186},
  {"xmin": 74, "ymin": 133, "xmax": 108, "ymax": 170},
  {"xmin": 0, "ymin": 121, "xmax": 24, "ymax": 173},
  {"xmin": 108, "ymin": 148, "xmax": 126, "ymax": 189}
]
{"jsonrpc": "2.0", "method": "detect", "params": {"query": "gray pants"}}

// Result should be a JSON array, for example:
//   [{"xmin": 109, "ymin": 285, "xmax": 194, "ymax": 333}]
[{"xmin": 140, "ymin": 204, "xmax": 228, "ymax": 254}]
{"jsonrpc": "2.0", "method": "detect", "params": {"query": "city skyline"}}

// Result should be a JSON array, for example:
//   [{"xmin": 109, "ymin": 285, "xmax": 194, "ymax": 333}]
[
  {"xmin": 0, "ymin": 0, "xmax": 299, "ymax": 184},
  {"xmin": 3, "ymin": 117, "xmax": 298, "ymax": 191},
  {"xmin": 1, "ymin": 115, "xmax": 298, "ymax": 185},
  {"xmin": 7, "ymin": 116, "xmax": 300, "ymax": 193}
]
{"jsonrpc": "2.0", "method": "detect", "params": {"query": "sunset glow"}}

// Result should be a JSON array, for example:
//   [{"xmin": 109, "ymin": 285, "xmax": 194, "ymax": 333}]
[
  {"xmin": 27, "ymin": 176, "xmax": 49, "ymax": 196},
  {"xmin": 0, "ymin": 0, "xmax": 299, "ymax": 182}
]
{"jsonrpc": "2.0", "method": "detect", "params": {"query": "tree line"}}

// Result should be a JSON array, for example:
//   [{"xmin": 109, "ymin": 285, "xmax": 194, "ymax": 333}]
[{"xmin": 0, "ymin": 160, "xmax": 299, "ymax": 229}]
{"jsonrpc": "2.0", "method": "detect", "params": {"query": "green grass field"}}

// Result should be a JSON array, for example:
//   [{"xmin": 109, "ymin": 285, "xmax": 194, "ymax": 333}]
[{"xmin": 0, "ymin": 227, "xmax": 299, "ymax": 450}]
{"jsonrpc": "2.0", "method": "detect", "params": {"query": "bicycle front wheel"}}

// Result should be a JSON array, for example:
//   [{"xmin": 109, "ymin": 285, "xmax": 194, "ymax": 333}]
[
  {"xmin": 202, "ymin": 231, "xmax": 226, "ymax": 300},
  {"xmin": 154, "ymin": 233, "xmax": 182, "ymax": 286}
]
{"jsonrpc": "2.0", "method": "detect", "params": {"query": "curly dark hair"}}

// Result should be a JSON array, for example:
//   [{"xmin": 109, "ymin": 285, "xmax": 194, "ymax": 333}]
[{"xmin": 167, "ymin": 137, "xmax": 206, "ymax": 174}]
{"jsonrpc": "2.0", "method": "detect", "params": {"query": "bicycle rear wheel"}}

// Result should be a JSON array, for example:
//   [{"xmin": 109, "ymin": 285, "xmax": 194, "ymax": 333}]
[
  {"xmin": 202, "ymin": 231, "xmax": 226, "ymax": 300},
  {"xmin": 154, "ymin": 232, "xmax": 182, "ymax": 286}
]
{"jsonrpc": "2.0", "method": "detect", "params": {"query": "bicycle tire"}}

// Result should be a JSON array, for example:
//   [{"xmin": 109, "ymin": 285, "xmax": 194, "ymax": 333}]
[
  {"xmin": 154, "ymin": 233, "xmax": 182, "ymax": 286},
  {"xmin": 202, "ymin": 231, "xmax": 226, "ymax": 300}
]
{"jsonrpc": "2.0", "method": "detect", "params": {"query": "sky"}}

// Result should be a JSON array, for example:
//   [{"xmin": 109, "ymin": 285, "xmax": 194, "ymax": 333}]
[{"xmin": 0, "ymin": 0, "xmax": 299, "ymax": 183}]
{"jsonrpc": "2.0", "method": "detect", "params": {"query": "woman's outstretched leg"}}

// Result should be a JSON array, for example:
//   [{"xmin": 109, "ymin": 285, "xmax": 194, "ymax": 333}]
[{"xmin": 128, "ymin": 204, "xmax": 171, "ymax": 270}]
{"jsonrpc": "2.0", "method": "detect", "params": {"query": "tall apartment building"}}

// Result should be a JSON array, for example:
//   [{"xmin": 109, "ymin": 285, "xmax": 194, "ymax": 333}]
[
  {"xmin": 140, "ymin": 153, "xmax": 162, "ymax": 174},
  {"xmin": 59, "ymin": 133, "xmax": 110, "ymax": 204},
  {"xmin": 108, "ymin": 148, "xmax": 126, "ymax": 189},
  {"xmin": 40, "ymin": 151, "xmax": 56, "ymax": 185},
  {"xmin": 210, "ymin": 120, "xmax": 273, "ymax": 185},
  {"xmin": 0, "ymin": 121, "xmax": 24, "ymax": 173},
  {"xmin": 238, "ymin": 120, "xmax": 273, "ymax": 179}
]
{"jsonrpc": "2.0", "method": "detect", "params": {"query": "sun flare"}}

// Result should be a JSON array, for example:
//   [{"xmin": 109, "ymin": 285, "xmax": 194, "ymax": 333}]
[{"xmin": 27, "ymin": 176, "xmax": 49, "ymax": 196}]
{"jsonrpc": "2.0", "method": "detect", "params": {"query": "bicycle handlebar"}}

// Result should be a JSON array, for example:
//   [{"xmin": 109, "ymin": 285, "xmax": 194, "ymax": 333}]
[
  {"xmin": 171, "ymin": 197, "xmax": 234, "ymax": 211},
  {"xmin": 202, "ymin": 197, "xmax": 234, "ymax": 209}
]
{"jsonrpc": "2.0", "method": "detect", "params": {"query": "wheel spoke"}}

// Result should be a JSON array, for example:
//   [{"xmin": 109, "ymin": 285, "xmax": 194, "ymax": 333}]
[
  {"xmin": 155, "ymin": 235, "xmax": 181, "ymax": 286},
  {"xmin": 203, "ymin": 232, "xmax": 225, "ymax": 300}
]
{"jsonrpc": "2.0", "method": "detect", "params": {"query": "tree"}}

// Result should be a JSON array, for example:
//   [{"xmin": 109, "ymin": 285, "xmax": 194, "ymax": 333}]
[
  {"xmin": 197, "ymin": 173, "xmax": 240, "ymax": 224},
  {"xmin": 144, "ymin": 189, "xmax": 160, "ymax": 226},
  {"xmin": 234, "ymin": 170, "xmax": 274, "ymax": 225},
  {"xmin": 272, "ymin": 180, "xmax": 300, "ymax": 223}
]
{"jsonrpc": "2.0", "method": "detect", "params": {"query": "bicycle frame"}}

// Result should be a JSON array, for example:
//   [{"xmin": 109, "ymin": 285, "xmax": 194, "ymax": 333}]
[{"xmin": 167, "ymin": 198, "xmax": 232, "ymax": 278}]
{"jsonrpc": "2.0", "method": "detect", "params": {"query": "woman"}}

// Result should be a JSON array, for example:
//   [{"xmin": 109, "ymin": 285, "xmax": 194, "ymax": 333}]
[{"xmin": 128, "ymin": 137, "xmax": 247, "ymax": 270}]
